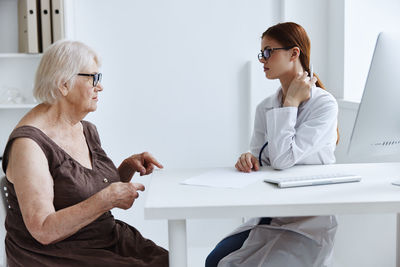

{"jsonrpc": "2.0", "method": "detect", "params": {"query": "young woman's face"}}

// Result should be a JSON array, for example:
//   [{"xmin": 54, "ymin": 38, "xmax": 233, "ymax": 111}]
[{"xmin": 259, "ymin": 36, "xmax": 293, "ymax": 80}]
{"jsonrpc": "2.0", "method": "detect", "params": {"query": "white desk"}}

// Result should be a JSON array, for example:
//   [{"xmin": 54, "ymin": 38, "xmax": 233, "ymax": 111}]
[{"xmin": 144, "ymin": 162, "xmax": 400, "ymax": 267}]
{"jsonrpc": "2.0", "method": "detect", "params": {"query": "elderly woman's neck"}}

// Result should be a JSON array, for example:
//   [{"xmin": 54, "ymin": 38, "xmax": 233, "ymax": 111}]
[{"xmin": 45, "ymin": 102, "xmax": 87, "ymax": 128}]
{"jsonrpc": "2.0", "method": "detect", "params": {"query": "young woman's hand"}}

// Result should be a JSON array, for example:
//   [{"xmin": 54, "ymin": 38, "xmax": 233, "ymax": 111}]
[
  {"xmin": 235, "ymin": 152, "xmax": 260, "ymax": 172},
  {"xmin": 283, "ymin": 71, "xmax": 317, "ymax": 107}
]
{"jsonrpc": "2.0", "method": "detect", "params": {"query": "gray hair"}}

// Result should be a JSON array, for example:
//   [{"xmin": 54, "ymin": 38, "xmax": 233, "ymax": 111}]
[{"xmin": 33, "ymin": 40, "xmax": 101, "ymax": 104}]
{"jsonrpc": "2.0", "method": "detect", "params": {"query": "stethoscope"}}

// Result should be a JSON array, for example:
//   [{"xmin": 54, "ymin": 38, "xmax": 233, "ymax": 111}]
[{"xmin": 258, "ymin": 141, "xmax": 268, "ymax": 167}]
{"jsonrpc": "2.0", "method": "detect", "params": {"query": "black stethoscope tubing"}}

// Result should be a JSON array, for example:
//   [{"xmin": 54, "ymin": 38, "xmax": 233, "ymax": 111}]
[{"xmin": 258, "ymin": 141, "xmax": 268, "ymax": 167}]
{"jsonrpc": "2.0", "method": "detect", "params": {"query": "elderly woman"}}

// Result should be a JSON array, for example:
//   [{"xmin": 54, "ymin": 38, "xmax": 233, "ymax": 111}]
[{"xmin": 1, "ymin": 40, "xmax": 168, "ymax": 266}]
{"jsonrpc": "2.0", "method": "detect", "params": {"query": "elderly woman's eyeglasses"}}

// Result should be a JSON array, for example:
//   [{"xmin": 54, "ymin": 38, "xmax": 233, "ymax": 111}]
[
  {"xmin": 258, "ymin": 46, "xmax": 295, "ymax": 61},
  {"xmin": 77, "ymin": 73, "xmax": 102, "ymax": 87}
]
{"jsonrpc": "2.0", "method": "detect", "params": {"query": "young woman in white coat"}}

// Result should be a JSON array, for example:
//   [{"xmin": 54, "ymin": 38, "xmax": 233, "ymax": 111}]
[{"xmin": 206, "ymin": 22, "xmax": 339, "ymax": 267}]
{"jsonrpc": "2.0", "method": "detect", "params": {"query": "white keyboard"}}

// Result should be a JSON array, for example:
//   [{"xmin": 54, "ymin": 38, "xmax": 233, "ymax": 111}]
[{"xmin": 264, "ymin": 173, "xmax": 362, "ymax": 188}]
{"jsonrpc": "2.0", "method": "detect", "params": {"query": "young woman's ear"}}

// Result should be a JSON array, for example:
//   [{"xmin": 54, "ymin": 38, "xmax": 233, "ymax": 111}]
[{"xmin": 290, "ymin": 47, "xmax": 301, "ymax": 61}]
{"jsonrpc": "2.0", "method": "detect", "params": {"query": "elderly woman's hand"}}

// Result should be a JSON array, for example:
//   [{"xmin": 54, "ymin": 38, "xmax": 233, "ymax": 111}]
[
  {"xmin": 105, "ymin": 182, "xmax": 145, "ymax": 210},
  {"xmin": 118, "ymin": 152, "xmax": 163, "ymax": 182}
]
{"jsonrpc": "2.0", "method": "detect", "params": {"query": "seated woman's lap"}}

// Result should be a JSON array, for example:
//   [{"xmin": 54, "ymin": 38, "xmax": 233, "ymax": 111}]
[{"xmin": 205, "ymin": 217, "xmax": 272, "ymax": 267}]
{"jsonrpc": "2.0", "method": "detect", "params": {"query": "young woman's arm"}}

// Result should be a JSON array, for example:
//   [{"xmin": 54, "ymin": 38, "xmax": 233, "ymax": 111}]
[{"xmin": 266, "ymin": 97, "xmax": 338, "ymax": 170}]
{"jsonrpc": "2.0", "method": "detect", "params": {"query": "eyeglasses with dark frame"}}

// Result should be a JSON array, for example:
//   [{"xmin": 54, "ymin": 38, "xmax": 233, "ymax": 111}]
[
  {"xmin": 258, "ymin": 46, "xmax": 295, "ymax": 61},
  {"xmin": 77, "ymin": 73, "xmax": 102, "ymax": 87}
]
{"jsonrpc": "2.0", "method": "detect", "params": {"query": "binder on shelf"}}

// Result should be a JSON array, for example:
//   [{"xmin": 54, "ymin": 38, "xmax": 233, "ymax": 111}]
[
  {"xmin": 39, "ymin": 0, "xmax": 52, "ymax": 52},
  {"xmin": 51, "ymin": 0, "xmax": 65, "ymax": 42},
  {"xmin": 18, "ymin": 0, "xmax": 39, "ymax": 53}
]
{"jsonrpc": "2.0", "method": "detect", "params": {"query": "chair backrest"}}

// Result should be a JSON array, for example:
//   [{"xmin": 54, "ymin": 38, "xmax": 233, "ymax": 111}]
[
  {"xmin": 0, "ymin": 176, "xmax": 7, "ymax": 211},
  {"xmin": 0, "ymin": 176, "xmax": 8, "ymax": 267}
]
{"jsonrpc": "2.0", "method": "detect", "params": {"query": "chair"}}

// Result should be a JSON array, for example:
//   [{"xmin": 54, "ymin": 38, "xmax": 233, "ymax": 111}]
[{"xmin": 0, "ymin": 176, "xmax": 8, "ymax": 267}]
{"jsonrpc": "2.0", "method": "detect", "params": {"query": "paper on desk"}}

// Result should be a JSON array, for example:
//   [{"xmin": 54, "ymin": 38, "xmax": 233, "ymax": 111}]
[{"xmin": 180, "ymin": 168, "xmax": 264, "ymax": 189}]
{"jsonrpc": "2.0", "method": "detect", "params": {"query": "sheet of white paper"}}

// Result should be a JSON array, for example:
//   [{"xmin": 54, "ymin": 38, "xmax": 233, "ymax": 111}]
[{"xmin": 180, "ymin": 168, "xmax": 265, "ymax": 189}]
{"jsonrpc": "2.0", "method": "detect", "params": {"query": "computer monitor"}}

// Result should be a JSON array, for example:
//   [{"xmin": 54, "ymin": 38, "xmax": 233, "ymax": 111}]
[{"xmin": 347, "ymin": 32, "xmax": 400, "ymax": 158}]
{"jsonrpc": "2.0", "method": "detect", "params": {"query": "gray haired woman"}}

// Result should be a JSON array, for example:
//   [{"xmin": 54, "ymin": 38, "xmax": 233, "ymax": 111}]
[{"xmin": 2, "ymin": 40, "xmax": 168, "ymax": 266}]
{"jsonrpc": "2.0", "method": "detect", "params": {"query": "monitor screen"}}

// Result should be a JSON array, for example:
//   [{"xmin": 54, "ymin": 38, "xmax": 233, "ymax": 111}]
[{"xmin": 347, "ymin": 32, "xmax": 400, "ymax": 158}]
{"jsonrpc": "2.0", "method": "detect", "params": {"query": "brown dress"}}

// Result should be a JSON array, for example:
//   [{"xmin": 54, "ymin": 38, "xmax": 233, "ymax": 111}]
[{"xmin": 1, "ymin": 121, "xmax": 168, "ymax": 267}]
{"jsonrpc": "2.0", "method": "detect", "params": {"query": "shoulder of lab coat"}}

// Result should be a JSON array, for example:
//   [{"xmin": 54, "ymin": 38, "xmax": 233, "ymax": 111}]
[{"xmin": 251, "ymin": 86, "xmax": 338, "ymax": 170}]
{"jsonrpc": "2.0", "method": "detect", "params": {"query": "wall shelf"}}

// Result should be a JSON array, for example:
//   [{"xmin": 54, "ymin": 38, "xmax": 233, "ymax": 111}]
[{"xmin": 0, "ymin": 53, "xmax": 42, "ymax": 59}]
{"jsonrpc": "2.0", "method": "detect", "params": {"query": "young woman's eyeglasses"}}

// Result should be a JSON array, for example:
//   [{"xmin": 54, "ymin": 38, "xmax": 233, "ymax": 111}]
[
  {"xmin": 258, "ymin": 46, "xmax": 295, "ymax": 60},
  {"xmin": 77, "ymin": 73, "xmax": 102, "ymax": 87}
]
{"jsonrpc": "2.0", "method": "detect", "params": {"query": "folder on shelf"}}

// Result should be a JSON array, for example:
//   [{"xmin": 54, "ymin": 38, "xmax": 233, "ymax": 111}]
[
  {"xmin": 18, "ymin": 0, "xmax": 39, "ymax": 53},
  {"xmin": 51, "ymin": 0, "xmax": 64, "ymax": 42},
  {"xmin": 39, "ymin": 0, "xmax": 52, "ymax": 52}
]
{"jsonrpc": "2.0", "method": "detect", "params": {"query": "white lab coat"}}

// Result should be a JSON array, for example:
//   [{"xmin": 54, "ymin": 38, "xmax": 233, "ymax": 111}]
[{"xmin": 218, "ymin": 86, "xmax": 339, "ymax": 267}]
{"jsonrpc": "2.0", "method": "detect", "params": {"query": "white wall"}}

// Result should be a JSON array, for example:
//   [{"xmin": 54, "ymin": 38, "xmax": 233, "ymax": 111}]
[
  {"xmin": 284, "ymin": 0, "xmax": 329, "ymax": 90},
  {"xmin": 344, "ymin": 0, "xmax": 400, "ymax": 102},
  {"xmin": 66, "ymin": 0, "xmax": 282, "ymax": 253},
  {"xmin": 327, "ymin": 0, "xmax": 345, "ymax": 99}
]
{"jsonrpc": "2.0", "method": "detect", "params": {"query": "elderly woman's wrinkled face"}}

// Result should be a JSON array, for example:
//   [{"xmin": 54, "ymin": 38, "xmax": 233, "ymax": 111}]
[{"xmin": 66, "ymin": 59, "xmax": 103, "ymax": 113}]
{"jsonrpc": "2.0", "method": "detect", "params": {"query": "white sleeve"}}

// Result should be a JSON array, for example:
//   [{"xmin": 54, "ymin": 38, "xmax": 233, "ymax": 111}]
[{"xmin": 265, "ymin": 100, "xmax": 338, "ymax": 170}]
